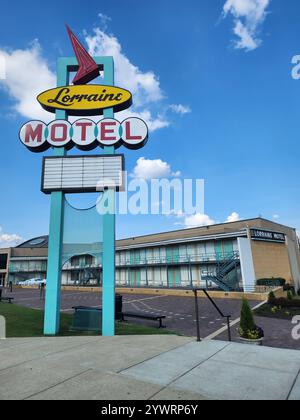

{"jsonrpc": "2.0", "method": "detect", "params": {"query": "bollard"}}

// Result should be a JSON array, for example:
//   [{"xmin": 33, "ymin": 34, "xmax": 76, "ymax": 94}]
[{"xmin": 115, "ymin": 294, "xmax": 123, "ymax": 320}]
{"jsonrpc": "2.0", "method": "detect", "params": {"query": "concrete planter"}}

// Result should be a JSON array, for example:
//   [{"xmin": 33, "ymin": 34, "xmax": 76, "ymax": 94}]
[{"xmin": 239, "ymin": 337, "xmax": 263, "ymax": 346}]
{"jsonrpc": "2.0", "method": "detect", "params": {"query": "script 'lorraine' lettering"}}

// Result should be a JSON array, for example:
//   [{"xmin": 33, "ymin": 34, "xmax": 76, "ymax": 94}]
[{"xmin": 37, "ymin": 85, "xmax": 132, "ymax": 116}]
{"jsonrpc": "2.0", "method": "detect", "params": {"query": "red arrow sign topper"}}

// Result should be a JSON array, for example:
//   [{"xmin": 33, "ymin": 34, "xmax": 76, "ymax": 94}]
[{"xmin": 66, "ymin": 25, "xmax": 100, "ymax": 85}]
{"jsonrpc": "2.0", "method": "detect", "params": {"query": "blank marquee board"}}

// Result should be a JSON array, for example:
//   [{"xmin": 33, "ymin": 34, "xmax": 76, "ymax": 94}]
[{"xmin": 41, "ymin": 155, "xmax": 125, "ymax": 194}]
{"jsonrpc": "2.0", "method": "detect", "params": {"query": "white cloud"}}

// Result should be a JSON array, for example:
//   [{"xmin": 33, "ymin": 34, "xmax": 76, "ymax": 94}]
[
  {"xmin": 98, "ymin": 13, "xmax": 111, "ymax": 29},
  {"xmin": 0, "ymin": 227, "xmax": 22, "ymax": 247},
  {"xmin": 117, "ymin": 108, "xmax": 169, "ymax": 133},
  {"xmin": 0, "ymin": 41, "xmax": 55, "ymax": 119},
  {"xmin": 85, "ymin": 28, "xmax": 163, "ymax": 106},
  {"xmin": 273, "ymin": 214, "xmax": 279, "ymax": 219},
  {"xmin": 132, "ymin": 157, "xmax": 181, "ymax": 180},
  {"xmin": 169, "ymin": 104, "xmax": 191, "ymax": 115},
  {"xmin": 184, "ymin": 213, "xmax": 215, "ymax": 228},
  {"xmin": 174, "ymin": 210, "xmax": 241, "ymax": 228},
  {"xmin": 223, "ymin": 0, "xmax": 271, "ymax": 51},
  {"xmin": 0, "ymin": 21, "xmax": 189, "ymax": 132},
  {"xmin": 226, "ymin": 212, "xmax": 240, "ymax": 222}
]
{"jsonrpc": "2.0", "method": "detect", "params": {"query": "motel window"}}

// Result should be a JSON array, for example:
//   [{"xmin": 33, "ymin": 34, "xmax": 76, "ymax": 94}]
[
  {"xmin": 71, "ymin": 256, "xmax": 79, "ymax": 267},
  {"xmin": 233, "ymin": 239, "xmax": 239, "ymax": 253},
  {"xmin": 160, "ymin": 247, "xmax": 166, "ymax": 260},
  {"xmin": 180, "ymin": 267, "xmax": 190, "ymax": 286},
  {"xmin": 205, "ymin": 242, "xmax": 215, "ymax": 259},
  {"xmin": 119, "ymin": 251, "xmax": 126, "ymax": 265},
  {"xmin": 140, "ymin": 249, "xmax": 146, "ymax": 264},
  {"xmin": 146, "ymin": 248, "xmax": 153, "ymax": 263},
  {"xmin": 85, "ymin": 255, "xmax": 93, "ymax": 266},
  {"xmin": 153, "ymin": 248, "xmax": 160, "ymax": 263},
  {"xmin": 146, "ymin": 267, "xmax": 154, "ymax": 286},
  {"xmin": 0, "ymin": 254, "xmax": 8, "ymax": 270},
  {"xmin": 140, "ymin": 269, "xmax": 147, "ymax": 286}
]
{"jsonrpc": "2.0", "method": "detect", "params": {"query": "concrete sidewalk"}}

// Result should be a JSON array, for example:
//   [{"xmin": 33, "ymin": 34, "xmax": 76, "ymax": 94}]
[{"xmin": 0, "ymin": 335, "xmax": 299, "ymax": 400}]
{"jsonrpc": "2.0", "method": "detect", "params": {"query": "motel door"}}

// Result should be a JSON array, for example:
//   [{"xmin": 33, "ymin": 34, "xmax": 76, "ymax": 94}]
[
  {"xmin": 223, "ymin": 241, "xmax": 233, "ymax": 258},
  {"xmin": 166, "ymin": 246, "xmax": 179, "ymax": 263},
  {"xmin": 129, "ymin": 270, "xmax": 141, "ymax": 287},
  {"xmin": 215, "ymin": 241, "xmax": 234, "ymax": 260},
  {"xmin": 215, "ymin": 241, "xmax": 223, "ymax": 261},
  {"xmin": 168, "ymin": 268, "xmax": 181, "ymax": 288}
]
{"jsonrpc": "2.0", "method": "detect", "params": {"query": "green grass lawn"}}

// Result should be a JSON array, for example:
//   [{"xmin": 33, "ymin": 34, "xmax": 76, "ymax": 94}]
[{"xmin": 0, "ymin": 303, "xmax": 176, "ymax": 338}]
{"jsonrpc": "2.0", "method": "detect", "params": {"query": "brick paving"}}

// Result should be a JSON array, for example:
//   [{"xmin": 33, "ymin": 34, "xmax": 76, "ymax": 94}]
[
  {"xmin": 1, "ymin": 286, "xmax": 259, "ymax": 338},
  {"xmin": 3, "ymin": 287, "xmax": 300, "ymax": 349},
  {"xmin": 217, "ymin": 315, "xmax": 300, "ymax": 350}
]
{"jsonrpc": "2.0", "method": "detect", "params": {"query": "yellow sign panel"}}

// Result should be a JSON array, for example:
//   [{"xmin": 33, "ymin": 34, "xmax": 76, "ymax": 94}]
[{"xmin": 37, "ymin": 85, "xmax": 132, "ymax": 116}]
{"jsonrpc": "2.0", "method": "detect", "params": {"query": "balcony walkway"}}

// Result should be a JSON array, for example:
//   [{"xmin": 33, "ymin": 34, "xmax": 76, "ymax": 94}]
[{"xmin": 0, "ymin": 336, "xmax": 299, "ymax": 400}]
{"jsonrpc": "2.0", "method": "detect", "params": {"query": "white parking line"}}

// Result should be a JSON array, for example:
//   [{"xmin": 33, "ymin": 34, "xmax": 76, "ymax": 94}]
[
  {"xmin": 204, "ymin": 301, "xmax": 266, "ymax": 340},
  {"xmin": 126, "ymin": 295, "xmax": 168, "ymax": 304}
]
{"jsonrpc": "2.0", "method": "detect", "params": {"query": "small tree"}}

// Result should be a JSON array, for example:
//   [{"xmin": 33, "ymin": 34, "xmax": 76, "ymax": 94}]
[
  {"xmin": 287, "ymin": 290, "xmax": 293, "ymax": 301},
  {"xmin": 268, "ymin": 291, "xmax": 276, "ymax": 303},
  {"xmin": 239, "ymin": 298, "xmax": 256, "ymax": 339}
]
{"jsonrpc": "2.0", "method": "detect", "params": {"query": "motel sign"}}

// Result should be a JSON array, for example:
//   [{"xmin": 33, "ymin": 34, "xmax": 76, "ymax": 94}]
[{"xmin": 18, "ymin": 25, "xmax": 149, "ymax": 337}]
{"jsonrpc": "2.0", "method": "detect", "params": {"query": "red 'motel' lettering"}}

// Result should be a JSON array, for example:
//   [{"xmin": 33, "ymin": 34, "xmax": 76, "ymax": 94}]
[
  {"xmin": 101, "ymin": 121, "xmax": 117, "ymax": 141},
  {"xmin": 25, "ymin": 123, "xmax": 43, "ymax": 143},
  {"xmin": 125, "ymin": 121, "xmax": 142, "ymax": 141},
  {"xmin": 74, "ymin": 121, "xmax": 93, "ymax": 141},
  {"xmin": 50, "ymin": 123, "xmax": 68, "ymax": 142}
]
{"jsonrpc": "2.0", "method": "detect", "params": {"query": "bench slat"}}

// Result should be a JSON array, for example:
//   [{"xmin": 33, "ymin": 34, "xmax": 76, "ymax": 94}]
[{"xmin": 122, "ymin": 311, "xmax": 165, "ymax": 321}]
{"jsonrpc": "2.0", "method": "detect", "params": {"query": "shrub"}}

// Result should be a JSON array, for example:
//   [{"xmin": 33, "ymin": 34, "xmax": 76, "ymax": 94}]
[
  {"xmin": 283, "ymin": 284, "xmax": 296, "ymax": 295},
  {"xmin": 268, "ymin": 297, "xmax": 300, "ymax": 308},
  {"xmin": 257, "ymin": 278, "xmax": 286, "ymax": 287},
  {"xmin": 268, "ymin": 291, "xmax": 276, "ymax": 303},
  {"xmin": 287, "ymin": 290, "xmax": 293, "ymax": 301}
]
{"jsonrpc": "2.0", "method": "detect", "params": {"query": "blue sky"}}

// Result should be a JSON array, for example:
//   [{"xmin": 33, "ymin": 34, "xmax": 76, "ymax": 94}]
[{"xmin": 0, "ymin": 0, "xmax": 300, "ymax": 244}]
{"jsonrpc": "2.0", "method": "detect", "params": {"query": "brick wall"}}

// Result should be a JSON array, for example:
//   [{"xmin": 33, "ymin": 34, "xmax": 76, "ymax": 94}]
[{"xmin": 251, "ymin": 240, "xmax": 292, "ymax": 283}]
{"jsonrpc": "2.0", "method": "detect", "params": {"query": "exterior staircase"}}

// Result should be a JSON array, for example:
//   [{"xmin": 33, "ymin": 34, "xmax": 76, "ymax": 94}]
[{"xmin": 202, "ymin": 253, "xmax": 240, "ymax": 292}]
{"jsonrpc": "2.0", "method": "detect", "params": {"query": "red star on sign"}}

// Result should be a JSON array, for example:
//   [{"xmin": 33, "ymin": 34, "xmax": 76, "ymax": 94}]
[{"xmin": 66, "ymin": 25, "xmax": 100, "ymax": 85}]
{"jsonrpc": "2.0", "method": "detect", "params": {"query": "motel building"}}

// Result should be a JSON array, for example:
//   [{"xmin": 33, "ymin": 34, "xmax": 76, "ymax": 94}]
[{"xmin": 0, "ymin": 218, "xmax": 299, "ymax": 293}]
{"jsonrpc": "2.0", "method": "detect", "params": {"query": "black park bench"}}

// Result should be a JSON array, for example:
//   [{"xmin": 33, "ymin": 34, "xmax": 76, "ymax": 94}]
[
  {"xmin": 0, "ymin": 297, "xmax": 14, "ymax": 304},
  {"xmin": 121, "ymin": 311, "xmax": 166, "ymax": 328}
]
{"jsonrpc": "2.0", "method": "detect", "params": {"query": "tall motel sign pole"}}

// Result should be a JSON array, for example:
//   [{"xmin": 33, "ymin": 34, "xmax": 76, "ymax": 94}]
[{"xmin": 43, "ymin": 56, "xmax": 116, "ymax": 336}]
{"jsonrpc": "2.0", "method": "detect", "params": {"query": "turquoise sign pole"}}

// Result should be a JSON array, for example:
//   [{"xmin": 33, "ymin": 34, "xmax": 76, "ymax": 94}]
[
  {"xmin": 102, "ymin": 57, "xmax": 116, "ymax": 337},
  {"xmin": 44, "ymin": 58, "xmax": 68, "ymax": 335},
  {"xmin": 44, "ymin": 56, "xmax": 116, "ymax": 336}
]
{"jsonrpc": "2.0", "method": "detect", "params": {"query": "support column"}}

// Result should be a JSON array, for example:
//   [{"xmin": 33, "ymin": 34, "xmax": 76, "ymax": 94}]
[
  {"xmin": 102, "ymin": 188, "xmax": 116, "ymax": 336},
  {"xmin": 102, "ymin": 57, "xmax": 116, "ymax": 337},
  {"xmin": 237, "ymin": 237, "xmax": 256, "ymax": 293},
  {"xmin": 44, "ymin": 59, "xmax": 68, "ymax": 335}
]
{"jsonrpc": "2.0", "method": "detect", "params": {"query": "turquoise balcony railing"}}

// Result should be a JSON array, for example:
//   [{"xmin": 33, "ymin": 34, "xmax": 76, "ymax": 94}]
[{"xmin": 115, "ymin": 251, "xmax": 239, "ymax": 267}]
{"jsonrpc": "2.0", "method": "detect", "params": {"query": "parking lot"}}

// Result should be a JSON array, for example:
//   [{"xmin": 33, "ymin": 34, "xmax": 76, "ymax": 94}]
[{"xmin": 2, "ymin": 287, "xmax": 260, "ymax": 338}]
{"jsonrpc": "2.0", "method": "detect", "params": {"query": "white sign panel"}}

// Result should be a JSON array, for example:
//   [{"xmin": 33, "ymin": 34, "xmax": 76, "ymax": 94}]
[{"xmin": 42, "ymin": 155, "xmax": 124, "ymax": 194}]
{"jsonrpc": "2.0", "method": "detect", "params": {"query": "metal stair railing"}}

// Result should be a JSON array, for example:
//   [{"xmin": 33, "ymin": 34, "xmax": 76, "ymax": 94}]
[
  {"xmin": 193, "ymin": 288, "xmax": 232, "ymax": 342},
  {"xmin": 202, "ymin": 253, "xmax": 240, "ymax": 291}
]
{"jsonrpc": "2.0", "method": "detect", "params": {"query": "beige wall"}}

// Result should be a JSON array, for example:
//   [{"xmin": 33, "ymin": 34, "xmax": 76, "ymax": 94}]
[{"xmin": 251, "ymin": 240, "xmax": 292, "ymax": 283}]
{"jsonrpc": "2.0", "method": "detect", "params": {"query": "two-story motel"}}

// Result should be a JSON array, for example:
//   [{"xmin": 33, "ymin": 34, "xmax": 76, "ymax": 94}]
[{"xmin": 0, "ymin": 218, "xmax": 299, "ymax": 293}]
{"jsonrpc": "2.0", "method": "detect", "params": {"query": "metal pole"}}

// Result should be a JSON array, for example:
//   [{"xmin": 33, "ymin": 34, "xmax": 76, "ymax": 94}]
[
  {"xmin": 193, "ymin": 289, "xmax": 201, "ymax": 342},
  {"xmin": 227, "ymin": 316, "xmax": 232, "ymax": 342}
]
